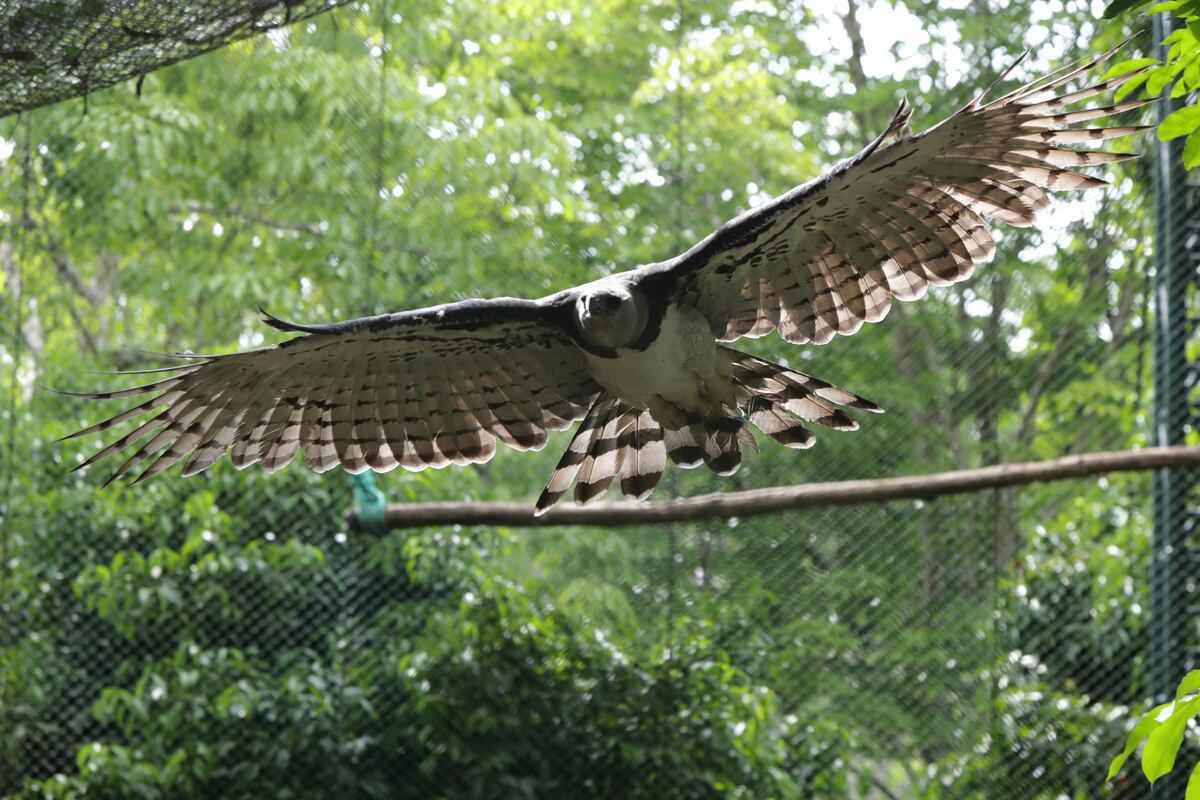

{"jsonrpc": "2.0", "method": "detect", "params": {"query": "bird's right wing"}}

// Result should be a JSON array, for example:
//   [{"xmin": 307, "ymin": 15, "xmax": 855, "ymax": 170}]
[{"xmin": 61, "ymin": 298, "xmax": 600, "ymax": 483}]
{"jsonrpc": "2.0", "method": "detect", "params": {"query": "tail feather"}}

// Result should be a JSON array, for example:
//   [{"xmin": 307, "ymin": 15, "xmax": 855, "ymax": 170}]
[
  {"xmin": 574, "ymin": 406, "xmax": 624, "ymax": 505},
  {"xmin": 730, "ymin": 351, "xmax": 880, "ymax": 450},
  {"xmin": 745, "ymin": 396, "xmax": 815, "ymax": 449},
  {"xmin": 536, "ymin": 397, "xmax": 670, "ymax": 514},
  {"xmin": 617, "ymin": 410, "xmax": 666, "ymax": 501},
  {"xmin": 534, "ymin": 398, "xmax": 611, "ymax": 514},
  {"xmin": 534, "ymin": 352, "xmax": 880, "ymax": 512},
  {"xmin": 729, "ymin": 351, "xmax": 881, "ymax": 420},
  {"xmin": 663, "ymin": 420, "xmax": 707, "ymax": 468},
  {"xmin": 701, "ymin": 416, "xmax": 744, "ymax": 476}
]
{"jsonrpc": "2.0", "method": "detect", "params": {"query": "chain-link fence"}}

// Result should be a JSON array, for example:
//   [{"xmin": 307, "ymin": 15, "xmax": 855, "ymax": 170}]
[{"xmin": 0, "ymin": 1, "xmax": 1195, "ymax": 797}]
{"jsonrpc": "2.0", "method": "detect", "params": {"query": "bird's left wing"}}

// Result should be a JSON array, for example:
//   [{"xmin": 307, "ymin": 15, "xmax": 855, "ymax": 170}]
[
  {"xmin": 651, "ymin": 46, "xmax": 1152, "ymax": 345},
  {"xmin": 61, "ymin": 297, "xmax": 600, "ymax": 483}
]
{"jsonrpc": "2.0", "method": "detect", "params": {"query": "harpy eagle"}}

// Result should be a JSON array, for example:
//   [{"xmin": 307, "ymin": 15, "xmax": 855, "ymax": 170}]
[{"xmin": 63, "ymin": 47, "xmax": 1150, "ymax": 513}]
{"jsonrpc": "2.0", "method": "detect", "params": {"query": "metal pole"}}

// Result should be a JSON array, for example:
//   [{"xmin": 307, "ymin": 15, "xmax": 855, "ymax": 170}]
[{"xmin": 1151, "ymin": 10, "xmax": 1199, "ymax": 799}]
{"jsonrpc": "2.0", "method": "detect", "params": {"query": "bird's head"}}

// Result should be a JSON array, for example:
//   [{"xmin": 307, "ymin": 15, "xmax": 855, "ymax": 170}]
[{"xmin": 575, "ymin": 282, "xmax": 647, "ymax": 350}]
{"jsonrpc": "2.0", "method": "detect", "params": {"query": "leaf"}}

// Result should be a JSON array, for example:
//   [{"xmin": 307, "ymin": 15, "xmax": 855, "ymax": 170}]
[
  {"xmin": 1105, "ymin": 58, "xmax": 1161, "ymax": 79},
  {"xmin": 1148, "ymin": 64, "xmax": 1183, "ymax": 95},
  {"xmin": 1159, "ymin": 106, "xmax": 1200, "ymax": 141},
  {"xmin": 1143, "ymin": 698, "xmax": 1200, "ymax": 784},
  {"xmin": 1116, "ymin": 71, "xmax": 1152, "ymax": 101},
  {"xmin": 1103, "ymin": 0, "xmax": 1156, "ymax": 17},
  {"xmin": 1189, "ymin": 761, "xmax": 1200, "ymax": 800},
  {"xmin": 1179, "ymin": 671, "xmax": 1200, "ymax": 699},
  {"xmin": 1184, "ymin": 128, "xmax": 1200, "ymax": 168},
  {"xmin": 1148, "ymin": 0, "xmax": 1184, "ymax": 10},
  {"xmin": 1110, "ymin": 702, "xmax": 1170, "ymax": 780}
]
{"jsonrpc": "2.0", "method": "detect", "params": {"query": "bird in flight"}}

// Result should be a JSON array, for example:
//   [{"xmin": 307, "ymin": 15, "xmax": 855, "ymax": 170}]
[{"xmin": 63, "ymin": 47, "xmax": 1150, "ymax": 513}]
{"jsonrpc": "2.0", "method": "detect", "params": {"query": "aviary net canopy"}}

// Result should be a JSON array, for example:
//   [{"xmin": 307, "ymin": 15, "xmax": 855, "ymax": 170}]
[{"xmin": 0, "ymin": 0, "xmax": 348, "ymax": 117}]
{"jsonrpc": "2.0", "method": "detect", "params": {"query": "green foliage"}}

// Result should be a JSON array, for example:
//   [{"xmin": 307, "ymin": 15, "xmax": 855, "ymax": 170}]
[
  {"xmin": 1108, "ymin": 670, "xmax": 1200, "ymax": 793},
  {"xmin": 13, "ymin": 552, "xmax": 849, "ymax": 800},
  {"xmin": 940, "ymin": 688, "xmax": 1134, "ymax": 797},
  {"xmin": 398, "ymin": 578, "xmax": 850, "ymax": 798},
  {"xmin": 1103, "ymin": 0, "xmax": 1200, "ymax": 167},
  {"xmin": 15, "ymin": 645, "xmax": 381, "ymax": 799},
  {"xmin": 73, "ymin": 493, "xmax": 326, "ymax": 641}
]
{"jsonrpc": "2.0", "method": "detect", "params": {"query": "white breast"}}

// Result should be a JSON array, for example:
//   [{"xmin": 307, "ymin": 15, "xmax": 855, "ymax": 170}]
[{"xmin": 583, "ymin": 304, "xmax": 719, "ymax": 412}]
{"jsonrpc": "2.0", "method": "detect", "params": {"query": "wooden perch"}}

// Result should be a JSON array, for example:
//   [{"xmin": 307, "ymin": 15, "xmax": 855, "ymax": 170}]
[{"xmin": 347, "ymin": 445, "xmax": 1200, "ymax": 531}]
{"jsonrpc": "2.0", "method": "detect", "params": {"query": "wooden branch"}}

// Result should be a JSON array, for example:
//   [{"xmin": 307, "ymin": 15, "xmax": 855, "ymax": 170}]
[{"xmin": 348, "ymin": 445, "xmax": 1200, "ymax": 531}]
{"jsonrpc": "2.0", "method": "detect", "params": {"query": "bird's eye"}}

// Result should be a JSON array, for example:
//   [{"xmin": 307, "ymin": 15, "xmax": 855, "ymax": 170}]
[{"xmin": 600, "ymin": 294, "xmax": 621, "ymax": 309}]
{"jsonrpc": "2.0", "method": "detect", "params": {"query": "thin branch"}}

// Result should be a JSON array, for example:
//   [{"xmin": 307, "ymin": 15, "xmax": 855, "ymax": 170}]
[
  {"xmin": 173, "ymin": 201, "xmax": 430, "ymax": 259},
  {"xmin": 176, "ymin": 200, "xmax": 328, "ymax": 236},
  {"xmin": 44, "ymin": 234, "xmax": 103, "ymax": 306},
  {"xmin": 869, "ymin": 774, "xmax": 902, "ymax": 800},
  {"xmin": 348, "ymin": 445, "xmax": 1200, "ymax": 531},
  {"xmin": 37, "ymin": 224, "xmax": 105, "ymax": 357}
]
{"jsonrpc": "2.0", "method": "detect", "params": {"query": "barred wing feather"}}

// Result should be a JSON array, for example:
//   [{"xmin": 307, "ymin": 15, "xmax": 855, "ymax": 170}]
[
  {"xmin": 663, "ymin": 46, "xmax": 1151, "ymax": 345},
  {"xmin": 61, "ymin": 300, "xmax": 600, "ymax": 484}
]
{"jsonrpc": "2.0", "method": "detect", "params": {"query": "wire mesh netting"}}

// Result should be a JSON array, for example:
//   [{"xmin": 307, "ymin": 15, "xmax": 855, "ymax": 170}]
[{"xmin": 1, "ymin": 1, "xmax": 1197, "ymax": 798}]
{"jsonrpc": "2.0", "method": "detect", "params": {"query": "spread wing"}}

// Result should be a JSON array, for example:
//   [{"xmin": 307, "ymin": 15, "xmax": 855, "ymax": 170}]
[
  {"xmin": 654, "ymin": 46, "xmax": 1152, "ymax": 345},
  {"xmin": 61, "ymin": 298, "xmax": 600, "ymax": 483}
]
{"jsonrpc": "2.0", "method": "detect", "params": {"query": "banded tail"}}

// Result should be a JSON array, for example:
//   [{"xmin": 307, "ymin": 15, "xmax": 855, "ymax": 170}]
[{"xmin": 533, "ymin": 349, "xmax": 882, "ymax": 514}]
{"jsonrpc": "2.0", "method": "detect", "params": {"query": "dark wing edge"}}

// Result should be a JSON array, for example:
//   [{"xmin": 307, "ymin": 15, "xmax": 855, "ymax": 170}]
[
  {"xmin": 58, "ymin": 296, "xmax": 600, "ymax": 485},
  {"xmin": 651, "ymin": 44, "xmax": 1152, "ymax": 346}
]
